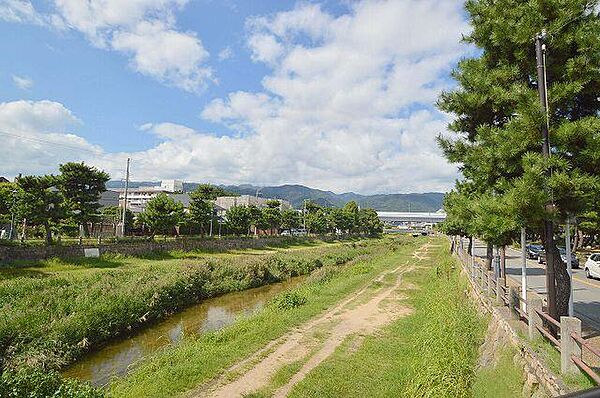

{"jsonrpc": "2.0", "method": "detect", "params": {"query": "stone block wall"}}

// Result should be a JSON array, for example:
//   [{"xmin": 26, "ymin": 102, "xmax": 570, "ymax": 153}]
[{"xmin": 0, "ymin": 236, "xmax": 333, "ymax": 263}]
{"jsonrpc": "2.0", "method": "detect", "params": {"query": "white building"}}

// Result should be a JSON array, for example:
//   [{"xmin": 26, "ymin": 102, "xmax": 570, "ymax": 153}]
[
  {"xmin": 160, "ymin": 180, "xmax": 184, "ymax": 193},
  {"xmin": 116, "ymin": 180, "xmax": 184, "ymax": 214}
]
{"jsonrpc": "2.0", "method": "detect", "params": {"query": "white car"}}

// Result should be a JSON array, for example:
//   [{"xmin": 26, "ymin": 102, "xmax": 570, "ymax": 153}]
[{"xmin": 584, "ymin": 254, "xmax": 600, "ymax": 279}]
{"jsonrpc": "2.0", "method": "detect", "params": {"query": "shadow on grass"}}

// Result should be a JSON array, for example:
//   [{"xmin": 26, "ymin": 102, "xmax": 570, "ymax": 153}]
[
  {"xmin": 1, "ymin": 256, "xmax": 127, "ymax": 275},
  {"xmin": 131, "ymin": 237, "xmax": 356, "ymax": 260},
  {"xmin": 0, "ymin": 267, "xmax": 50, "ymax": 280}
]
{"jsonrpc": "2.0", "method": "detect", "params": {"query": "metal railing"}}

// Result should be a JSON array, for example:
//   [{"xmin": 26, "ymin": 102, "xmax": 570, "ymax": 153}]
[{"xmin": 454, "ymin": 239, "xmax": 600, "ymax": 385}]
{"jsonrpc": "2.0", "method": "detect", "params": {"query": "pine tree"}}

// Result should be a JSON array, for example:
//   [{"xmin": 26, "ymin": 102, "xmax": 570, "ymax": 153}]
[
  {"xmin": 58, "ymin": 162, "xmax": 110, "ymax": 237},
  {"xmin": 439, "ymin": 0, "xmax": 600, "ymax": 317}
]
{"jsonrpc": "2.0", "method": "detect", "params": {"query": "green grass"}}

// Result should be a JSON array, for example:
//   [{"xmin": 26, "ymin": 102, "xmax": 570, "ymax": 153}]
[
  {"xmin": 472, "ymin": 346, "xmax": 525, "ymax": 398},
  {"xmin": 284, "ymin": 244, "xmax": 488, "ymax": 398},
  {"xmin": 107, "ymin": 236, "xmax": 418, "ymax": 398},
  {"xmin": 530, "ymin": 337, "xmax": 596, "ymax": 391},
  {"xmin": 0, "ymin": 238, "xmax": 377, "ymax": 372}
]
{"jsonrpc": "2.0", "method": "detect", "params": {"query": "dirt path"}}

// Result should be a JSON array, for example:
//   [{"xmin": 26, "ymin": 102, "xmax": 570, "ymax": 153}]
[{"xmin": 193, "ymin": 242, "xmax": 432, "ymax": 398}]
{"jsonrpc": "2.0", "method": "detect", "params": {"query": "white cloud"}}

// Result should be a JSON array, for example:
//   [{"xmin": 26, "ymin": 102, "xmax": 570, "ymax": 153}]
[
  {"xmin": 218, "ymin": 46, "xmax": 233, "ymax": 61},
  {"xmin": 96, "ymin": 0, "xmax": 468, "ymax": 193},
  {"xmin": 3, "ymin": 1, "xmax": 470, "ymax": 194},
  {"xmin": 0, "ymin": 0, "xmax": 44, "ymax": 24},
  {"xmin": 194, "ymin": 0, "xmax": 469, "ymax": 193},
  {"xmin": 11, "ymin": 75, "xmax": 34, "ymax": 90},
  {"xmin": 247, "ymin": 33, "xmax": 284, "ymax": 65},
  {"xmin": 0, "ymin": 100, "xmax": 105, "ymax": 177},
  {"xmin": 4, "ymin": 0, "xmax": 212, "ymax": 92},
  {"xmin": 111, "ymin": 20, "xmax": 211, "ymax": 91}
]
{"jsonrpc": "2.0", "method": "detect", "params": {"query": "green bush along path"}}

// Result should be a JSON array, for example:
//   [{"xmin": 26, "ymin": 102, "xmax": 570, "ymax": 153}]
[{"xmin": 109, "ymin": 236, "xmax": 517, "ymax": 398}]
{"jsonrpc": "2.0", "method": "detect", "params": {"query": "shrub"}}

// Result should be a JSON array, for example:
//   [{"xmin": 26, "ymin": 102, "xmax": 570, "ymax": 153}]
[
  {"xmin": 351, "ymin": 263, "xmax": 373, "ymax": 275},
  {"xmin": 306, "ymin": 266, "xmax": 339, "ymax": 285},
  {"xmin": 270, "ymin": 291, "xmax": 307, "ymax": 310},
  {"xmin": 0, "ymin": 368, "xmax": 103, "ymax": 398}
]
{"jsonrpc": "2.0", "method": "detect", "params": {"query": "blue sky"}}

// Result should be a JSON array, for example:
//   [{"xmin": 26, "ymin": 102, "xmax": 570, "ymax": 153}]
[{"xmin": 0, "ymin": 0, "xmax": 470, "ymax": 194}]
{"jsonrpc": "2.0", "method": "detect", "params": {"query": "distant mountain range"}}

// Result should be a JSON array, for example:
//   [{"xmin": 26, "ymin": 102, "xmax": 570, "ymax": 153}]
[{"xmin": 106, "ymin": 181, "xmax": 445, "ymax": 212}]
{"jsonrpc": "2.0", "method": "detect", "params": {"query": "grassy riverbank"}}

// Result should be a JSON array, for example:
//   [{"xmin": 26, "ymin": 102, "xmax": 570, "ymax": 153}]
[
  {"xmin": 3, "ymin": 236, "xmax": 527, "ymax": 397},
  {"xmin": 0, "ymin": 238, "xmax": 375, "ymax": 375},
  {"xmin": 110, "ymin": 236, "xmax": 506, "ymax": 398},
  {"xmin": 108, "ymin": 236, "xmax": 415, "ymax": 397}
]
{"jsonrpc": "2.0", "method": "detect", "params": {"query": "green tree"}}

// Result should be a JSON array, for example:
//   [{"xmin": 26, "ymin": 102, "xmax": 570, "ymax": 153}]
[
  {"xmin": 15, "ymin": 175, "xmax": 63, "ymax": 244},
  {"xmin": 188, "ymin": 185, "xmax": 217, "ymax": 235},
  {"xmin": 260, "ymin": 200, "xmax": 282, "ymax": 233},
  {"xmin": 343, "ymin": 201, "xmax": 360, "ymax": 232},
  {"xmin": 137, "ymin": 193, "xmax": 184, "ymax": 236},
  {"xmin": 58, "ymin": 162, "xmax": 110, "ymax": 237},
  {"xmin": 438, "ymin": 0, "xmax": 600, "ymax": 317},
  {"xmin": 280, "ymin": 208, "xmax": 301, "ymax": 233},
  {"xmin": 247, "ymin": 205, "xmax": 263, "ymax": 234},
  {"xmin": 358, "ymin": 208, "xmax": 384, "ymax": 235},
  {"xmin": 328, "ymin": 207, "xmax": 353, "ymax": 233},
  {"xmin": 226, "ymin": 205, "xmax": 251, "ymax": 235},
  {"xmin": 192, "ymin": 184, "xmax": 235, "ymax": 200},
  {"xmin": 305, "ymin": 209, "xmax": 328, "ymax": 234},
  {"xmin": 0, "ymin": 182, "xmax": 17, "ymax": 226}
]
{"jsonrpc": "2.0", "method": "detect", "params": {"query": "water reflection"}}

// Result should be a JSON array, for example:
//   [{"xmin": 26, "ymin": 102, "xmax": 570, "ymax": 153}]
[{"xmin": 62, "ymin": 277, "xmax": 304, "ymax": 386}]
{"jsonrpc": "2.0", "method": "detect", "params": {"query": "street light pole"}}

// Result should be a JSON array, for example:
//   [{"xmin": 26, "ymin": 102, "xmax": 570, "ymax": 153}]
[
  {"xmin": 535, "ymin": 31, "xmax": 558, "ymax": 319},
  {"xmin": 521, "ymin": 227, "xmax": 528, "ymax": 312},
  {"xmin": 121, "ymin": 158, "xmax": 130, "ymax": 237},
  {"xmin": 303, "ymin": 199, "xmax": 307, "ymax": 230},
  {"xmin": 565, "ymin": 216, "xmax": 574, "ymax": 316},
  {"xmin": 8, "ymin": 189, "xmax": 17, "ymax": 240}
]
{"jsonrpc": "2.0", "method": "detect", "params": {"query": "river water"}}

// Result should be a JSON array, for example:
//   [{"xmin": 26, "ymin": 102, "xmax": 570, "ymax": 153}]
[{"xmin": 62, "ymin": 277, "xmax": 305, "ymax": 387}]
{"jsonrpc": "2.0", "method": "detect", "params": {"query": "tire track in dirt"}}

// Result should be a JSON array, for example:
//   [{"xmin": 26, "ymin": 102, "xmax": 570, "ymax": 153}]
[{"xmin": 193, "ymin": 241, "xmax": 432, "ymax": 398}]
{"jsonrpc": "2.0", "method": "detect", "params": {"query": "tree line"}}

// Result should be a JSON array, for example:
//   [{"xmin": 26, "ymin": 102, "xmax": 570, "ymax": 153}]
[
  {"xmin": 438, "ymin": 0, "xmax": 600, "ymax": 319},
  {"xmin": 0, "ymin": 166, "xmax": 383, "ymax": 244},
  {"xmin": 135, "ymin": 190, "xmax": 383, "ymax": 237}
]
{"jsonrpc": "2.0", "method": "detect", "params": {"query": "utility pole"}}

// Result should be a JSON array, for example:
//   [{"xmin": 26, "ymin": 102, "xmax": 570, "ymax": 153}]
[
  {"xmin": 535, "ymin": 31, "xmax": 557, "ymax": 319},
  {"xmin": 121, "ymin": 158, "xmax": 130, "ymax": 237}
]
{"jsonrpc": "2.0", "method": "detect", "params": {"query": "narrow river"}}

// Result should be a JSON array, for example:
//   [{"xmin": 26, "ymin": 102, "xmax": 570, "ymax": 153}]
[{"xmin": 62, "ymin": 276, "xmax": 305, "ymax": 387}]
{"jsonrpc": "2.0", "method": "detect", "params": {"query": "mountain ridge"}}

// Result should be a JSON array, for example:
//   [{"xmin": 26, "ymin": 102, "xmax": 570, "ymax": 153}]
[{"xmin": 106, "ymin": 181, "xmax": 445, "ymax": 212}]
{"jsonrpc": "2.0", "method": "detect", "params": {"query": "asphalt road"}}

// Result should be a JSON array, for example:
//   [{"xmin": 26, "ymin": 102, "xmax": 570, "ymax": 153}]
[{"xmin": 467, "ymin": 239, "xmax": 600, "ymax": 331}]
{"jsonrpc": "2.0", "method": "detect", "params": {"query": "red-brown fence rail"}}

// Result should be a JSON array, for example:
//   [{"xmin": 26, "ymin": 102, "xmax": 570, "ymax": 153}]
[{"xmin": 453, "ymin": 237, "xmax": 600, "ymax": 385}]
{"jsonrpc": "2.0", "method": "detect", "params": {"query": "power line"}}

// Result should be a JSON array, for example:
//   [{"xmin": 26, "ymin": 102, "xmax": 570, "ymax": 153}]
[
  {"xmin": 0, "ymin": 130, "xmax": 136, "ymax": 163},
  {"xmin": 0, "ymin": 130, "xmax": 104, "ymax": 155}
]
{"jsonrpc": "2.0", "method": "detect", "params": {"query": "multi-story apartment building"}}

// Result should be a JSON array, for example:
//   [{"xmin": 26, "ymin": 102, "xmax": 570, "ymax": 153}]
[{"xmin": 116, "ymin": 180, "xmax": 186, "ymax": 214}]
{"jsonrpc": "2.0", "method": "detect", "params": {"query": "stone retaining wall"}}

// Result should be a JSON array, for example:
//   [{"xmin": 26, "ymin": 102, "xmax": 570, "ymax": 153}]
[
  {"xmin": 459, "ymin": 254, "xmax": 569, "ymax": 397},
  {"xmin": 0, "ymin": 236, "xmax": 333, "ymax": 263}
]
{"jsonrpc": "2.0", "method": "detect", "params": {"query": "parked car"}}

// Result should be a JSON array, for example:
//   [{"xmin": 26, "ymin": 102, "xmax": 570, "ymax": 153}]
[
  {"xmin": 526, "ymin": 244, "xmax": 544, "ymax": 260},
  {"xmin": 538, "ymin": 248, "xmax": 580, "ymax": 269},
  {"xmin": 584, "ymin": 254, "xmax": 600, "ymax": 279}
]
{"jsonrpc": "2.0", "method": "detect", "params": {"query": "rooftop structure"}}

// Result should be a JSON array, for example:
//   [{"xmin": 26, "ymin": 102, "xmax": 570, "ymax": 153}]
[
  {"xmin": 98, "ymin": 190, "xmax": 119, "ymax": 209},
  {"xmin": 214, "ymin": 195, "xmax": 292, "ymax": 213}
]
